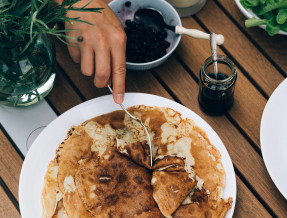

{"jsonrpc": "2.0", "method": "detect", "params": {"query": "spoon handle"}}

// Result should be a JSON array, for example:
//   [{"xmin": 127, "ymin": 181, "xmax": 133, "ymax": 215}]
[{"xmin": 175, "ymin": 26, "xmax": 224, "ymax": 45}]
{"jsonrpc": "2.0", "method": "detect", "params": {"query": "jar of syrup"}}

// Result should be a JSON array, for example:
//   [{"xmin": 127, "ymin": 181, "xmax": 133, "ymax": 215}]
[{"xmin": 198, "ymin": 55, "xmax": 237, "ymax": 115}]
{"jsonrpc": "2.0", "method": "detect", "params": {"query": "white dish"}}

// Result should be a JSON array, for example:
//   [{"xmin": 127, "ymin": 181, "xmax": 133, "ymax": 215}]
[
  {"xmin": 261, "ymin": 79, "xmax": 287, "ymax": 199},
  {"xmin": 234, "ymin": 0, "xmax": 287, "ymax": 35},
  {"xmin": 19, "ymin": 93, "xmax": 236, "ymax": 218},
  {"xmin": 109, "ymin": 0, "xmax": 181, "ymax": 71}
]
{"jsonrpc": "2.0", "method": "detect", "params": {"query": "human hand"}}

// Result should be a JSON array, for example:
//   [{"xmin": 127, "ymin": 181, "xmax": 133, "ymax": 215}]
[{"xmin": 65, "ymin": 0, "xmax": 126, "ymax": 104}]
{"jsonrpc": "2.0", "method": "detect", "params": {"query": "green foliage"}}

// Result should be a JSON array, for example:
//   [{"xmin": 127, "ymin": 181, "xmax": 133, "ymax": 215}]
[
  {"xmin": 240, "ymin": 0, "xmax": 287, "ymax": 36},
  {"xmin": 0, "ymin": 0, "xmax": 103, "ymax": 51},
  {"xmin": 0, "ymin": 0, "xmax": 102, "ymax": 105}
]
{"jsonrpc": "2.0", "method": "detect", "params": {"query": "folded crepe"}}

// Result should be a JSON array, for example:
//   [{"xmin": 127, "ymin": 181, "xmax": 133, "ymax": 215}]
[
  {"xmin": 41, "ymin": 105, "xmax": 232, "ymax": 218},
  {"xmin": 173, "ymin": 197, "xmax": 233, "ymax": 218},
  {"xmin": 116, "ymin": 139, "xmax": 197, "ymax": 217},
  {"xmin": 51, "ymin": 199, "xmax": 68, "ymax": 218},
  {"xmin": 116, "ymin": 106, "xmax": 227, "ymax": 216},
  {"xmin": 116, "ymin": 106, "xmax": 226, "ymax": 201},
  {"xmin": 75, "ymin": 146, "xmax": 162, "ymax": 217},
  {"xmin": 41, "ymin": 159, "xmax": 63, "ymax": 218},
  {"xmin": 151, "ymin": 171, "xmax": 197, "ymax": 217}
]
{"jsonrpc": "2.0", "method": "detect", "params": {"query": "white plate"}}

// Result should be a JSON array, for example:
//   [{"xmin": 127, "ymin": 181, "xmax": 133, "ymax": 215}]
[
  {"xmin": 261, "ymin": 79, "xmax": 287, "ymax": 199},
  {"xmin": 19, "ymin": 93, "xmax": 237, "ymax": 218},
  {"xmin": 235, "ymin": 0, "xmax": 287, "ymax": 35}
]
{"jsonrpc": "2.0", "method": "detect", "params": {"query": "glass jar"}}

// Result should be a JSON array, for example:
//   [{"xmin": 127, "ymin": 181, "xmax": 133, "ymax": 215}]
[
  {"xmin": 165, "ymin": 0, "xmax": 207, "ymax": 17},
  {"xmin": 198, "ymin": 55, "xmax": 237, "ymax": 115},
  {"xmin": 0, "ymin": 34, "xmax": 56, "ymax": 107}
]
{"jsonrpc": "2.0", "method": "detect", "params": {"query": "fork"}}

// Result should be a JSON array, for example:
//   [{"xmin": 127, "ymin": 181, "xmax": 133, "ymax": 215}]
[{"xmin": 106, "ymin": 84, "xmax": 153, "ymax": 167}]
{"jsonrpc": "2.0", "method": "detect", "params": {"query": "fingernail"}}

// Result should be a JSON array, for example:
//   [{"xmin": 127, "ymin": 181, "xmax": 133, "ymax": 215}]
[{"xmin": 115, "ymin": 94, "xmax": 124, "ymax": 104}]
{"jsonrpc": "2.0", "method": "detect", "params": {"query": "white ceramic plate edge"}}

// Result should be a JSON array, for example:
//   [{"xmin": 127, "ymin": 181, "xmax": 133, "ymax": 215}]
[
  {"xmin": 260, "ymin": 79, "xmax": 287, "ymax": 199},
  {"xmin": 234, "ymin": 0, "xmax": 287, "ymax": 35},
  {"xmin": 19, "ymin": 93, "xmax": 236, "ymax": 217}
]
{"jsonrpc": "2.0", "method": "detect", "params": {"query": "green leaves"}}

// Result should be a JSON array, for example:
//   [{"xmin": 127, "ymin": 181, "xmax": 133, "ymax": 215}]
[
  {"xmin": 277, "ymin": 9, "xmax": 287, "ymax": 24},
  {"xmin": 259, "ymin": 0, "xmax": 287, "ymax": 15},
  {"xmin": 0, "ymin": 0, "xmax": 10, "ymax": 9},
  {"xmin": 0, "ymin": 0, "xmax": 102, "ymax": 51},
  {"xmin": 245, "ymin": 17, "xmax": 267, "ymax": 27},
  {"xmin": 240, "ymin": 0, "xmax": 287, "ymax": 35},
  {"xmin": 240, "ymin": 0, "xmax": 260, "ymax": 8},
  {"xmin": 266, "ymin": 16, "xmax": 281, "ymax": 35},
  {"xmin": 0, "ymin": 0, "xmax": 102, "ymax": 101}
]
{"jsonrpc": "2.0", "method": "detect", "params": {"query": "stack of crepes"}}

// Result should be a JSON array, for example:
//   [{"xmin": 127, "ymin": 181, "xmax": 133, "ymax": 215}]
[{"xmin": 41, "ymin": 105, "xmax": 233, "ymax": 218}]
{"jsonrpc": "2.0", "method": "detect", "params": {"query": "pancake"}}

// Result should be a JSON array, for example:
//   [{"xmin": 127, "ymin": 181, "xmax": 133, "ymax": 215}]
[
  {"xmin": 57, "ymin": 126, "xmax": 94, "ymax": 193},
  {"xmin": 116, "ymin": 138, "xmax": 196, "ymax": 217},
  {"xmin": 117, "ymin": 140, "xmax": 152, "ymax": 169},
  {"xmin": 42, "ymin": 105, "xmax": 232, "ymax": 218},
  {"xmin": 173, "ymin": 197, "xmax": 233, "ymax": 217},
  {"xmin": 75, "ymin": 146, "xmax": 162, "ymax": 217},
  {"xmin": 41, "ymin": 159, "xmax": 63, "ymax": 218},
  {"xmin": 116, "ymin": 105, "xmax": 225, "ymax": 200},
  {"xmin": 151, "ymin": 171, "xmax": 197, "ymax": 217},
  {"xmin": 62, "ymin": 190, "xmax": 91, "ymax": 218},
  {"xmin": 52, "ymin": 199, "xmax": 68, "ymax": 218},
  {"xmin": 184, "ymin": 126, "xmax": 225, "ymax": 201}
]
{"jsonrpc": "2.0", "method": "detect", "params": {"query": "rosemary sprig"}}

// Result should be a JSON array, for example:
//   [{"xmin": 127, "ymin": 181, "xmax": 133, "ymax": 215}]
[
  {"xmin": 0, "ymin": 0, "xmax": 103, "ymax": 105},
  {"xmin": 0, "ymin": 0, "xmax": 102, "ymax": 51}
]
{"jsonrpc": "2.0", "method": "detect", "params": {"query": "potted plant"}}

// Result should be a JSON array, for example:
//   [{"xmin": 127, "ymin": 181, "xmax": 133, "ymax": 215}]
[{"xmin": 0, "ymin": 0, "xmax": 101, "ymax": 106}]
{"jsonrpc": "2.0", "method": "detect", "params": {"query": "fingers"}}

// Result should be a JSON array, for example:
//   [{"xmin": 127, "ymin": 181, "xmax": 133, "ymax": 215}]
[
  {"xmin": 68, "ymin": 46, "xmax": 81, "ymax": 63},
  {"xmin": 80, "ymin": 46, "xmax": 94, "ymax": 76},
  {"xmin": 94, "ymin": 37, "xmax": 111, "ymax": 88},
  {"xmin": 65, "ymin": 28, "xmax": 81, "ymax": 63},
  {"xmin": 111, "ymin": 31, "xmax": 127, "ymax": 104}
]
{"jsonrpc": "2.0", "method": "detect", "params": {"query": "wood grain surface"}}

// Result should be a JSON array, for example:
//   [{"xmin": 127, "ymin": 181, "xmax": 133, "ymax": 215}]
[
  {"xmin": 178, "ymin": 14, "xmax": 279, "ymax": 150},
  {"xmin": 216, "ymin": 0, "xmax": 287, "ymax": 75},
  {"xmin": 0, "ymin": 185, "xmax": 20, "ymax": 218},
  {"xmin": 153, "ymin": 56, "xmax": 287, "ymax": 217},
  {"xmin": 53, "ymin": 49, "xmax": 273, "ymax": 218},
  {"xmin": 1, "ymin": 0, "xmax": 287, "ymax": 217},
  {"xmin": 195, "ymin": 0, "xmax": 285, "ymax": 97},
  {"xmin": 0, "ymin": 130, "xmax": 23, "ymax": 201}
]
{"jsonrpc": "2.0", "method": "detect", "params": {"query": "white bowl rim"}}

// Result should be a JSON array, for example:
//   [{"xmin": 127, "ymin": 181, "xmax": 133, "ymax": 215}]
[
  {"xmin": 234, "ymin": 0, "xmax": 287, "ymax": 35},
  {"xmin": 109, "ymin": 0, "xmax": 182, "ymax": 66}
]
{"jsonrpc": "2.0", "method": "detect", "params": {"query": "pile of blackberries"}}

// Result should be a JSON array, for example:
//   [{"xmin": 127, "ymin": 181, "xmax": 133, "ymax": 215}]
[{"xmin": 124, "ymin": 20, "xmax": 171, "ymax": 63}]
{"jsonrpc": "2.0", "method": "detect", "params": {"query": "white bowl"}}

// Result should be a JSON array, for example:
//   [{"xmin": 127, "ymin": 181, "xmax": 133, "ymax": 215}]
[
  {"xmin": 234, "ymin": 0, "xmax": 287, "ymax": 35},
  {"xmin": 109, "ymin": 0, "xmax": 182, "ymax": 70},
  {"xmin": 166, "ymin": 0, "xmax": 207, "ymax": 18}
]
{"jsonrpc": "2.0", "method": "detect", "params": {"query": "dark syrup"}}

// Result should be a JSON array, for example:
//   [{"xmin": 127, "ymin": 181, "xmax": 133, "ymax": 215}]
[{"xmin": 198, "ymin": 72, "xmax": 235, "ymax": 115}]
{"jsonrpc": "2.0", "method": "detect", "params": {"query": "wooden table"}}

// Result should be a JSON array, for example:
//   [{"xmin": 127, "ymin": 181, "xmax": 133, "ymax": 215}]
[{"xmin": 1, "ymin": 1, "xmax": 287, "ymax": 217}]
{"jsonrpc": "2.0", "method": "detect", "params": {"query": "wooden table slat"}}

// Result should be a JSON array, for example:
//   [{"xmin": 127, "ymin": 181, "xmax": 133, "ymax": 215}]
[
  {"xmin": 176, "ymin": 17, "xmax": 268, "ymax": 150},
  {"xmin": 0, "ymin": 130, "xmax": 23, "ymax": 202},
  {"xmin": 47, "ymin": 65, "xmax": 84, "ymax": 114},
  {"xmin": 233, "ymin": 176, "xmax": 272, "ymax": 218},
  {"xmin": 153, "ymin": 55, "xmax": 287, "ymax": 216},
  {"xmin": 5, "ymin": 1, "xmax": 287, "ymax": 216},
  {"xmin": 195, "ymin": 0, "xmax": 285, "ymax": 97},
  {"xmin": 50, "ymin": 49, "xmax": 273, "ymax": 218},
  {"xmin": 0, "ymin": 185, "xmax": 20, "ymax": 218},
  {"xmin": 216, "ymin": 0, "xmax": 287, "ymax": 75}
]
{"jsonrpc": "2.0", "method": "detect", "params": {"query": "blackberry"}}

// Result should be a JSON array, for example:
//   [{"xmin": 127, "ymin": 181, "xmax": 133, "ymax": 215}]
[
  {"xmin": 124, "ymin": 1, "xmax": 131, "ymax": 7},
  {"xmin": 125, "ymin": 19, "xmax": 132, "ymax": 27},
  {"xmin": 124, "ymin": 19, "xmax": 170, "ymax": 63},
  {"xmin": 163, "ymin": 41, "xmax": 171, "ymax": 49}
]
